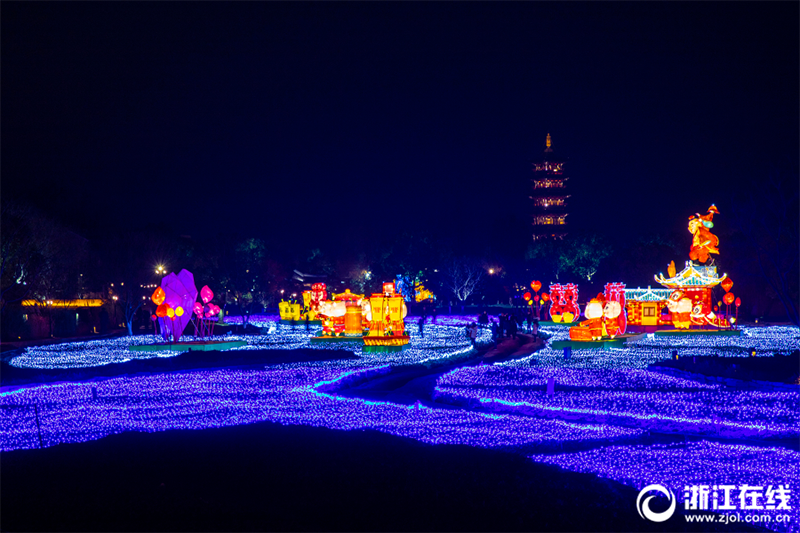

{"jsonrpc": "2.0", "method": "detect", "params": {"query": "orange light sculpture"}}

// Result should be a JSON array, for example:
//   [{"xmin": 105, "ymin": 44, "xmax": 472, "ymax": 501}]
[
  {"xmin": 653, "ymin": 205, "xmax": 732, "ymax": 330},
  {"xmin": 688, "ymin": 205, "xmax": 720, "ymax": 264}
]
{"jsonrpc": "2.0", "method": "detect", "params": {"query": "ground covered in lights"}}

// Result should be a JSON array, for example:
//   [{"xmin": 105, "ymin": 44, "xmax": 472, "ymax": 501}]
[{"xmin": 2, "ymin": 319, "xmax": 799, "ymax": 532}]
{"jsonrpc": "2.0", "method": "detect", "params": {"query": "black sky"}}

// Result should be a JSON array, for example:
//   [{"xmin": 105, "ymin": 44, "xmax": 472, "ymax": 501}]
[{"xmin": 2, "ymin": 2, "xmax": 798, "ymax": 250}]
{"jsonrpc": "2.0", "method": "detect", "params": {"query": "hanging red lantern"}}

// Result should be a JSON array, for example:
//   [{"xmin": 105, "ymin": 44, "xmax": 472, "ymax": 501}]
[
  {"xmin": 721, "ymin": 278, "xmax": 733, "ymax": 293},
  {"xmin": 531, "ymin": 280, "xmax": 542, "ymax": 292},
  {"xmin": 735, "ymin": 297, "xmax": 741, "ymax": 308},
  {"xmin": 723, "ymin": 292, "xmax": 735, "ymax": 306},
  {"xmin": 523, "ymin": 292, "xmax": 532, "ymax": 301},
  {"xmin": 541, "ymin": 293, "xmax": 550, "ymax": 303}
]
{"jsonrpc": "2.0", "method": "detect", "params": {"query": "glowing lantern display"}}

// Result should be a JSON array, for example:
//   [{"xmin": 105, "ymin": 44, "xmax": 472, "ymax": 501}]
[
  {"xmin": 414, "ymin": 283, "xmax": 435, "ymax": 303},
  {"xmin": 151, "ymin": 287, "xmax": 166, "ymax": 306},
  {"xmin": 688, "ymin": 205, "xmax": 721, "ymax": 264},
  {"xmin": 200, "ymin": 285, "xmax": 214, "ymax": 304},
  {"xmin": 534, "ymin": 295, "xmax": 540, "ymax": 302},
  {"xmin": 523, "ymin": 292, "xmax": 532, "ymax": 301},
  {"xmin": 155, "ymin": 269, "xmax": 198, "ymax": 343},
  {"xmin": 344, "ymin": 302, "xmax": 363, "ymax": 336},
  {"xmin": 721, "ymin": 277, "xmax": 733, "ymax": 293},
  {"xmin": 194, "ymin": 302, "xmax": 204, "ymax": 316},
  {"xmin": 723, "ymin": 292, "xmax": 735, "ymax": 306},
  {"xmin": 549, "ymin": 284, "xmax": 579, "ymax": 323},
  {"xmin": 175, "ymin": 306, "xmax": 184, "ymax": 317},
  {"xmin": 541, "ymin": 293, "xmax": 550, "ymax": 303},
  {"xmin": 735, "ymin": 297, "xmax": 741, "ymax": 307},
  {"xmin": 156, "ymin": 304, "xmax": 168, "ymax": 318},
  {"xmin": 569, "ymin": 282, "xmax": 626, "ymax": 341},
  {"xmin": 531, "ymin": 280, "xmax": 542, "ymax": 293}
]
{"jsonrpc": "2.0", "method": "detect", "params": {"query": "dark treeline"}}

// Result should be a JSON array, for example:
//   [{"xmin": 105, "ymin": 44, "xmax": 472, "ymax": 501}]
[{"xmin": 2, "ymin": 168, "xmax": 797, "ymax": 341}]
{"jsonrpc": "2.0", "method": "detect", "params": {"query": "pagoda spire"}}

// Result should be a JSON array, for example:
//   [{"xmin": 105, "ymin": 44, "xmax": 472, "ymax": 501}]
[{"xmin": 544, "ymin": 133, "xmax": 553, "ymax": 153}]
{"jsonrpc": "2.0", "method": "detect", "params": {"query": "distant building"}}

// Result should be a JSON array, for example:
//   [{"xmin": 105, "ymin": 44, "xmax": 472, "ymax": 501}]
[{"xmin": 530, "ymin": 133, "xmax": 570, "ymax": 240}]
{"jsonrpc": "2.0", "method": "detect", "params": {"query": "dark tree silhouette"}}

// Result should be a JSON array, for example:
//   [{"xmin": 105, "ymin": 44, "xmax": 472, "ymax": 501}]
[{"xmin": 729, "ymin": 167, "xmax": 799, "ymax": 326}]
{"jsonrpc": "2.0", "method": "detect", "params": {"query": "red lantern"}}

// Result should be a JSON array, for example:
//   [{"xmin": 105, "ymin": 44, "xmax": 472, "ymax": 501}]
[
  {"xmin": 534, "ymin": 295, "xmax": 540, "ymax": 302},
  {"xmin": 735, "ymin": 297, "xmax": 741, "ymax": 308},
  {"xmin": 151, "ymin": 287, "xmax": 166, "ymax": 305},
  {"xmin": 156, "ymin": 303, "xmax": 168, "ymax": 318},
  {"xmin": 523, "ymin": 292, "xmax": 532, "ymax": 301},
  {"xmin": 531, "ymin": 280, "xmax": 542, "ymax": 293},
  {"xmin": 721, "ymin": 278, "xmax": 733, "ymax": 293},
  {"xmin": 713, "ymin": 306, "xmax": 719, "ymax": 312},
  {"xmin": 724, "ymin": 292, "xmax": 735, "ymax": 306},
  {"xmin": 541, "ymin": 293, "xmax": 550, "ymax": 303}
]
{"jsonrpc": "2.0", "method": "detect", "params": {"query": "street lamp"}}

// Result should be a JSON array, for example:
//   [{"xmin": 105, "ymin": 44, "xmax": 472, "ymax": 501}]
[{"xmin": 155, "ymin": 265, "xmax": 166, "ymax": 275}]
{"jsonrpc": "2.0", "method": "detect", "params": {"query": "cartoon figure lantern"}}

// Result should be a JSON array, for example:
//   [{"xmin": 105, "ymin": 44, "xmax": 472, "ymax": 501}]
[
  {"xmin": 569, "ymin": 282, "xmax": 627, "ymax": 341},
  {"xmin": 688, "ymin": 205, "xmax": 720, "ymax": 264},
  {"xmin": 667, "ymin": 290, "xmax": 693, "ymax": 329},
  {"xmin": 569, "ymin": 295, "xmax": 605, "ymax": 341},
  {"xmin": 548, "ymin": 283, "xmax": 579, "ymax": 323},
  {"xmin": 298, "ymin": 282, "xmax": 327, "ymax": 321}
]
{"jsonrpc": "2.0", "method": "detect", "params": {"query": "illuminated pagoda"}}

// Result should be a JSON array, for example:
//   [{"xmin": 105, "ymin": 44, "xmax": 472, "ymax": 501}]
[{"xmin": 530, "ymin": 133, "xmax": 570, "ymax": 240}]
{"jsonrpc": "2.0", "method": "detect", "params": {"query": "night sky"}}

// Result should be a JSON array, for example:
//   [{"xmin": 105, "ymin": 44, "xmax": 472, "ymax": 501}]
[{"xmin": 2, "ymin": 2, "xmax": 797, "ymax": 250}]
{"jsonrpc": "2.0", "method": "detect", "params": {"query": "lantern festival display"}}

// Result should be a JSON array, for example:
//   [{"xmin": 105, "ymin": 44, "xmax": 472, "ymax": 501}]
[
  {"xmin": 624, "ymin": 205, "xmax": 734, "ymax": 332},
  {"xmin": 414, "ymin": 283, "xmax": 435, "ymax": 303},
  {"xmin": 193, "ymin": 285, "xmax": 222, "ymax": 339},
  {"xmin": 548, "ymin": 283, "xmax": 579, "ymax": 323},
  {"xmin": 280, "ymin": 282, "xmax": 326, "ymax": 323},
  {"xmin": 569, "ymin": 282, "xmax": 627, "ymax": 341},
  {"xmin": 150, "ymin": 269, "xmax": 222, "ymax": 343},
  {"xmin": 310, "ymin": 281, "xmax": 410, "ymax": 350},
  {"xmin": 152, "ymin": 269, "xmax": 198, "ymax": 343},
  {"xmin": 363, "ymin": 282, "xmax": 409, "ymax": 349}
]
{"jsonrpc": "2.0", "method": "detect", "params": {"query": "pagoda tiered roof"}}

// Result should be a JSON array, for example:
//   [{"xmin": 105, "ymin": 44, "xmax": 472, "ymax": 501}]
[{"xmin": 654, "ymin": 261, "xmax": 726, "ymax": 289}]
